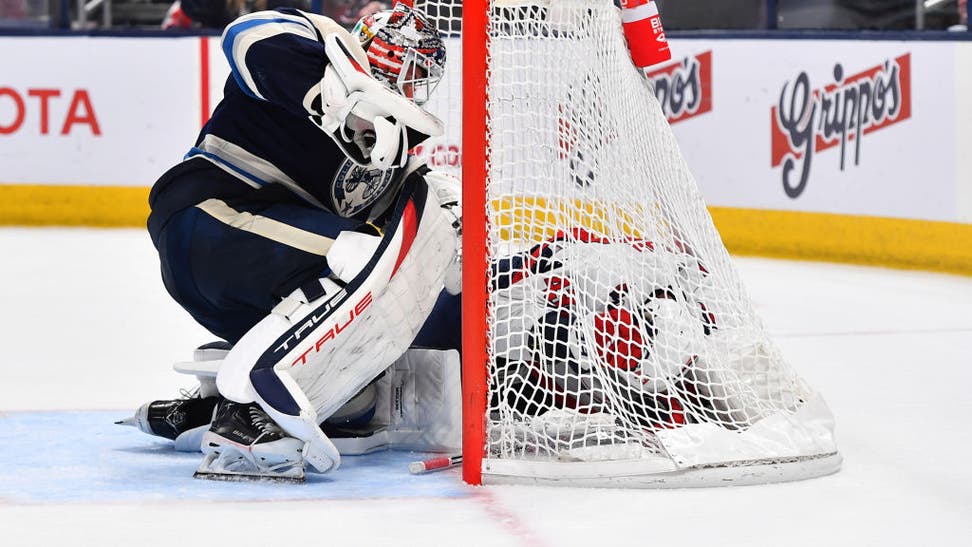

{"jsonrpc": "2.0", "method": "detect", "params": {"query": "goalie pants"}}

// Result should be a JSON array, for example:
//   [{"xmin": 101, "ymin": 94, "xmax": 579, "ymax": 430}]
[{"xmin": 147, "ymin": 158, "xmax": 460, "ymax": 351}]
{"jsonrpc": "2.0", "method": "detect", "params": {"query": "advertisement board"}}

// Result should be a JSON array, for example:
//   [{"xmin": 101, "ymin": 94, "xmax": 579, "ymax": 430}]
[
  {"xmin": 956, "ymin": 40, "xmax": 972, "ymax": 223},
  {"xmin": 0, "ymin": 33, "xmax": 968, "ymax": 272},
  {"xmin": 667, "ymin": 39, "xmax": 959, "ymax": 224},
  {"xmin": 0, "ymin": 36, "xmax": 203, "ymax": 187}
]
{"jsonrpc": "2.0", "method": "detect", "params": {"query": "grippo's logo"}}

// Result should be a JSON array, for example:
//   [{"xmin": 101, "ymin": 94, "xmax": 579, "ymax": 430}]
[
  {"xmin": 645, "ymin": 50, "xmax": 713, "ymax": 124},
  {"xmin": 771, "ymin": 54, "xmax": 912, "ymax": 198}
]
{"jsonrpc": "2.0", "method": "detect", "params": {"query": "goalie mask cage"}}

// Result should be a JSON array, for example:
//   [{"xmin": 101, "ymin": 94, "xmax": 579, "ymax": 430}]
[{"xmin": 414, "ymin": 0, "xmax": 841, "ymax": 487}]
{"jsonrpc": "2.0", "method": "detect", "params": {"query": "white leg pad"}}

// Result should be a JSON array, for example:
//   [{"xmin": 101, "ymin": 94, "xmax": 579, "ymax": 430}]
[
  {"xmin": 375, "ymin": 348, "xmax": 462, "ymax": 452},
  {"xmin": 214, "ymin": 179, "xmax": 456, "ymax": 473},
  {"xmin": 289, "ymin": 189, "xmax": 456, "ymax": 419}
]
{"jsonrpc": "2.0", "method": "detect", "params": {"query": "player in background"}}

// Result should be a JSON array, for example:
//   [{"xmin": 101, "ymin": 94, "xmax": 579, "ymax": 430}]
[{"xmin": 127, "ymin": 3, "xmax": 462, "ymax": 481}]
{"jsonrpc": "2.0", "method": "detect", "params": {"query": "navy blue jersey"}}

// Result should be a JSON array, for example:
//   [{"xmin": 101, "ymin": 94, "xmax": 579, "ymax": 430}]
[{"xmin": 154, "ymin": 8, "xmax": 401, "ymax": 222}]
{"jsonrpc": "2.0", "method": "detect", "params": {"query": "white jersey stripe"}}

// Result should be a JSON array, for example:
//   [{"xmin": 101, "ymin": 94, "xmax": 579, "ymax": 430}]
[{"xmin": 196, "ymin": 198, "xmax": 336, "ymax": 256}]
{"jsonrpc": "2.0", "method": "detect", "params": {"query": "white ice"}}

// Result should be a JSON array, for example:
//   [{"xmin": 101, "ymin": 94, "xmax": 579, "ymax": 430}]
[{"xmin": 1, "ymin": 227, "xmax": 970, "ymax": 546}]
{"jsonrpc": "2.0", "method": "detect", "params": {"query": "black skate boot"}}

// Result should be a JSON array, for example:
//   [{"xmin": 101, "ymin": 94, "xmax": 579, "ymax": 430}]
[
  {"xmin": 116, "ymin": 390, "xmax": 219, "ymax": 450},
  {"xmin": 194, "ymin": 398, "xmax": 306, "ymax": 483},
  {"xmin": 117, "ymin": 341, "xmax": 230, "ymax": 448}
]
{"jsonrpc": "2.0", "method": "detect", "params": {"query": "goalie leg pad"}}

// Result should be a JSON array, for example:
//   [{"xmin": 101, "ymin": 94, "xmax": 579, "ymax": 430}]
[
  {"xmin": 215, "ymin": 176, "xmax": 456, "ymax": 473},
  {"xmin": 377, "ymin": 348, "xmax": 462, "ymax": 452},
  {"xmin": 329, "ymin": 347, "xmax": 462, "ymax": 455}
]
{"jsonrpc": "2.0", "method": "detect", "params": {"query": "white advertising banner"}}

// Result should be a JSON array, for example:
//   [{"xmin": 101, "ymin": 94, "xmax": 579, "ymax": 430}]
[
  {"xmin": 404, "ymin": 37, "xmax": 967, "ymax": 224},
  {"xmin": 0, "ymin": 36, "xmax": 202, "ymax": 187},
  {"xmin": 662, "ymin": 39, "xmax": 958, "ymax": 223},
  {"xmin": 206, "ymin": 35, "xmax": 231, "ymax": 119},
  {"xmin": 0, "ymin": 34, "xmax": 967, "ymax": 226},
  {"xmin": 955, "ymin": 41, "xmax": 972, "ymax": 223}
]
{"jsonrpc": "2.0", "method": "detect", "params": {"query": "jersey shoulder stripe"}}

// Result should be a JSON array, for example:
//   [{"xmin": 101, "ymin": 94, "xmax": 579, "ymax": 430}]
[{"xmin": 221, "ymin": 13, "xmax": 318, "ymax": 101}]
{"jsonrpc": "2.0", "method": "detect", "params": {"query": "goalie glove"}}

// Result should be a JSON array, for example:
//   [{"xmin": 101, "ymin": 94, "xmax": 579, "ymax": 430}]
[
  {"xmin": 318, "ymin": 32, "xmax": 444, "ymax": 170},
  {"xmin": 425, "ymin": 169, "xmax": 462, "ymax": 295}
]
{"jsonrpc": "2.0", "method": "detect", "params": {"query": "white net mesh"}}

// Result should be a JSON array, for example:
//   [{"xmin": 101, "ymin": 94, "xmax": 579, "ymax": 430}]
[{"xmin": 414, "ymin": 0, "xmax": 839, "ymax": 485}]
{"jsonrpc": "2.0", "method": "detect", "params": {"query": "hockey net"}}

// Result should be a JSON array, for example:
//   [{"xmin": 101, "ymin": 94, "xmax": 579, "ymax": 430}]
[{"xmin": 414, "ymin": 0, "xmax": 841, "ymax": 487}]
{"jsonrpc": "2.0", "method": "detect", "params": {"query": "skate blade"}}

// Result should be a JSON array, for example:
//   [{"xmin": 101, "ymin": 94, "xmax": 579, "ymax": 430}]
[
  {"xmin": 193, "ymin": 469, "xmax": 305, "ymax": 484},
  {"xmin": 193, "ymin": 450, "xmax": 306, "ymax": 484}
]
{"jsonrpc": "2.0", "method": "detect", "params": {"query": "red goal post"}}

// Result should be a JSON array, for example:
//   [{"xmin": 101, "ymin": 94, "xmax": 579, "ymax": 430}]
[{"xmin": 460, "ymin": 0, "xmax": 489, "ymax": 485}]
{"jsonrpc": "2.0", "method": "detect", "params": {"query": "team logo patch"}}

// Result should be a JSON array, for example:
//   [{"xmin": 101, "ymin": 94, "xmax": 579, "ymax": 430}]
[{"xmin": 331, "ymin": 159, "xmax": 397, "ymax": 217}]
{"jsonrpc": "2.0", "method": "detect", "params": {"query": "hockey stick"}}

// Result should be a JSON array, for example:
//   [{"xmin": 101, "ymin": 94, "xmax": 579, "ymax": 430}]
[{"xmin": 408, "ymin": 454, "xmax": 462, "ymax": 474}]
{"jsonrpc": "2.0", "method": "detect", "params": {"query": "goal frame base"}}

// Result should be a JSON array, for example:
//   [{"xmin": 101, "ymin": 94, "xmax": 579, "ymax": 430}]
[{"xmin": 481, "ymin": 452, "xmax": 843, "ymax": 489}]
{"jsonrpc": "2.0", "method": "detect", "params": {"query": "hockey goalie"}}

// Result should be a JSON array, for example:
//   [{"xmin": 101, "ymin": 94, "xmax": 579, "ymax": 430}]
[{"xmin": 124, "ymin": 3, "xmax": 465, "ymax": 482}]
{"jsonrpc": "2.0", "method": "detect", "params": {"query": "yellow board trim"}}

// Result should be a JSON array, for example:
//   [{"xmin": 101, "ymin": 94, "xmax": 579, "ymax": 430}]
[
  {"xmin": 709, "ymin": 207, "xmax": 972, "ymax": 277},
  {"xmin": 0, "ymin": 184, "xmax": 150, "ymax": 228},
  {"xmin": 2, "ymin": 184, "xmax": 970, "ymax": 276},
  {"xmin": 491, "ymin": 195, "xmax": 651, "ymax": 242}
]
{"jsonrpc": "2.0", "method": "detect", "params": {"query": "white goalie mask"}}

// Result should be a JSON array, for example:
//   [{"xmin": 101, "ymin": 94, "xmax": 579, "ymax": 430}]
[{"xmin": 352, "ymin": 4, "xmax": 446, "ymax": 105}]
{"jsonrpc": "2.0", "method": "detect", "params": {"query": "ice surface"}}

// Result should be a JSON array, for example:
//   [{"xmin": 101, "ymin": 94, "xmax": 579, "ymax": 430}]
[{"xmin": 1, "ymin": 227, "xmax": 970, "ymax": 546}]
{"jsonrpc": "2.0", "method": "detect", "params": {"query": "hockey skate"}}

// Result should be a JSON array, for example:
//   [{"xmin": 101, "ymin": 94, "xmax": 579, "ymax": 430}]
[
  {"xmin": 115, "ymin": 390, "xmax": 219, "ymax": 451},
  {"xmin": 117, "ymin": 341, "xmax": 229, "ymax": 449},
  {"xmin": 194, "ymin": 398, "xmax": 307, "ymax": 483}
]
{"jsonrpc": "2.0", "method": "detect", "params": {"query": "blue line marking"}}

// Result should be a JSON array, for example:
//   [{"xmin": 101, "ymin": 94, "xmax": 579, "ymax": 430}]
[{"xmin": 0, "ymin": 411, "xmax": 469, "ymax": 503}]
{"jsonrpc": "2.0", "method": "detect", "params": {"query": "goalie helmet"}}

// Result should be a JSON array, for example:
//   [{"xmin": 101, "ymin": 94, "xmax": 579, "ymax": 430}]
[{"xmin": 352, "ymin": 4, "xmax": 446, "ymax": 105}]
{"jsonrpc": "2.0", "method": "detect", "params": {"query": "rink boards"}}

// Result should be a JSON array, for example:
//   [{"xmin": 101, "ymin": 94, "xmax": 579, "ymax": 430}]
[{"xmin": 0, "ymin": 33, "xmax": 969, "ymax": 273}]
